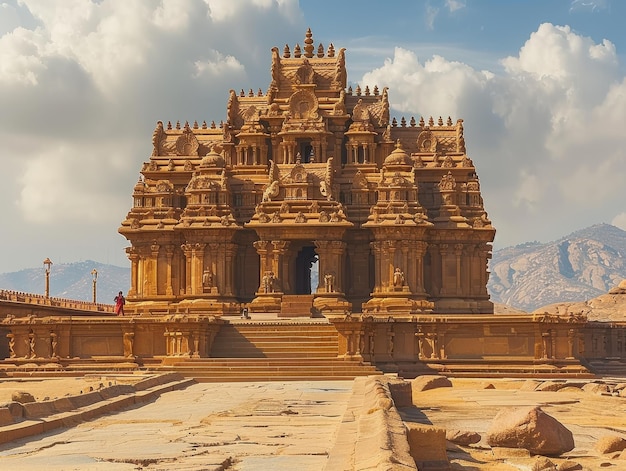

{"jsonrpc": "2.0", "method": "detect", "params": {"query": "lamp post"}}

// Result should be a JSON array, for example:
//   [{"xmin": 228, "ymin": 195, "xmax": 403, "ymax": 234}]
[
  {"xmin": 43, "ymin": 258, "xmax": 53, "ymax": 298},
  {"xmin": 91, "ymin": 269, "xmax": 98, "ymax": 304}
]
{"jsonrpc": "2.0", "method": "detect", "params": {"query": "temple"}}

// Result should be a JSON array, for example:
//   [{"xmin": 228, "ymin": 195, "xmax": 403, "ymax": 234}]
[
  {"xmin": 4, "ymin": 30, "xmax": 619, "ymax": 381},
  {"xmin": 119, "ymin": 28, "xmax": 495, "ymax": 319}
]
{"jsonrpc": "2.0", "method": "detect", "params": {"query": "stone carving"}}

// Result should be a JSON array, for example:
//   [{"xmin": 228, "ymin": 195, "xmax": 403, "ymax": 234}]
[
  {"xmin": 393, "ymin": 268, "xmax": 405, "ymax": 288},
  {"xmin": 262, "ymin": 181, "xmax": 279, "ymax": 202},
  {"xmin": 175, "ymin": 123, "xmax": 199, "ymax": 156},
  {"xmin": 202, "ymin": 268, "xmax": 213, "ymax": 290},
  {"xmin": 152, "ymin": 121, "xmax": 164, "ymax": 156},
  {"xmin": 324, "ymin": 273, "xmax": 335, "ymax": 293},
  {"xmin": 295, "ymin": 58, "xmax": 315, "ymax": 85}
]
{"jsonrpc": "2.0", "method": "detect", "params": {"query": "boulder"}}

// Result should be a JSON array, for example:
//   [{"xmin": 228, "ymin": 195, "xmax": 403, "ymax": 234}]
[
  {"xmin": 536, "ymin": 381, "xmax": 567, "ymax": 392},
  {"xmin": 445, "ymin": 429, "xmax": 481, "ymax": 446},
  {"xmin": 594, "ymin": 434, "xmax": 626, "ymax": 454},
  {"xmin": 11, "ymin": 391, "xmax": 35, "ymax": 403},
  {"xmin": 486, "ymin": 406, "xmax": 574, "ymax": 456},
  {"xmin": 581, "ymin": 382, "xmax": 611, "ymax": 395},
  {"xmin": 411, "ymin": 375, "xmax": 452, "ymax": 393},
  {"xmin": 556, "ymin": 459, "xmax": 582, "ymax": 470}
]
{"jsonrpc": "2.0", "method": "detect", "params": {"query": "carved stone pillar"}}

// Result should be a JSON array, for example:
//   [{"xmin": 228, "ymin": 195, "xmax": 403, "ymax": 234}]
[
  {"xmin": 272, "ymin": 240, "xmax": 290, "ymax": 293},
  {"xmin": 165, "ymin": 245, "xmax": 174, "ymax": 296},
  {"xmin": 192, "ymin": 243, "xmax": 206, "ymax": 295},
  {"xmin": 370, "ymin": 241, "xmax": 383, "ymax": 294},
  {"xmin": 127, "ymin": 249, "xmax": 139, "ymax": 297},
  {"xmin": 223, "ymin": 242, "xmax": 237, "ymax": 296},
  {"xmin": 181, "ymin": 244, "xmax": 193, "ymax": 295}
]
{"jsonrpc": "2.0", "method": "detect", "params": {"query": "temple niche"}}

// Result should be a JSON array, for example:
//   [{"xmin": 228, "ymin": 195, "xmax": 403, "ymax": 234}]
[{"xmin": 119, "ymin": 28, "xmax": 495, "ymax": 318}]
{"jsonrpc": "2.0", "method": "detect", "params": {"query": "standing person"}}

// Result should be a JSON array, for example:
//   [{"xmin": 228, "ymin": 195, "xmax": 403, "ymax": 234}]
[{"xmin": 114, "ymin": 291, "xmax": 125, "ymax": 316}]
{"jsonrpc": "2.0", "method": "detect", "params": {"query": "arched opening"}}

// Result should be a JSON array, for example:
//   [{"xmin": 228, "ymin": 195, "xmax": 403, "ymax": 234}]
[{"xmin": 294, "ymin": 245, "xmax": 318, "ymax": 294}]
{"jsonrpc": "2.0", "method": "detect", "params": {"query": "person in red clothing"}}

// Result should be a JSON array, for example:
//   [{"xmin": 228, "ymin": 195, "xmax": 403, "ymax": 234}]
[{"xmin": 114, "ymin": 291, "xmax": 125, "ymax": 316}]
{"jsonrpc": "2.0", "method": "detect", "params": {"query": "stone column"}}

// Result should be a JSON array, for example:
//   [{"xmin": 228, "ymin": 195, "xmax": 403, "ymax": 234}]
[
  {"xmin": 192, "ymin": 243, "xmax": 205, "ymax": 295},
  {"xmin": 165, "ymin": 246, "xmax": 174, "ymax": 296},
  {"xmin": 271, "ymin": 240, "xmax": 290, "ymax": 293},
  {"xmin": 127, "ymin": 248, "xmax": 139, "ymax": 297},
  {"xmin": 253, "ymin": 240, "xmax": 271, "ymax": 292},
  {"xmin": 181, "ymin": 244, "xmax": 193, "ymax": 295},
  {"xmin": 454, "ymin": 243, "xmax": 463, "ymax": 296},
  {"xmin": 370, "ymin": 241, "xmax": 383, "ymax": 294},
  {"xmin": 223, "ymin": 242, "xmax": 237, "ymax": 296}
]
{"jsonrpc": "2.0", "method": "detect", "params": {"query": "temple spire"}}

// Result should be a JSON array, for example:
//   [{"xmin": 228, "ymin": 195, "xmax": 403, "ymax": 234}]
[{"xmin": 304, "ymin": 28, "xmax": 314, "ymax": 58}]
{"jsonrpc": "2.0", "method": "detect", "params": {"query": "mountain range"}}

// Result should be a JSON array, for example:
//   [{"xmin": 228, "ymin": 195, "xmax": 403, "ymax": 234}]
[
  {"xmin": 2, "ymin": 224, "xmax": 626, "ymax": 311},
  {"xmin": 488, "ymin": 223, "xmax": 626, "ymax": 312},
  {"xmin": 0, "ymin": 260, "xmax": 130, "ymax": 304}
]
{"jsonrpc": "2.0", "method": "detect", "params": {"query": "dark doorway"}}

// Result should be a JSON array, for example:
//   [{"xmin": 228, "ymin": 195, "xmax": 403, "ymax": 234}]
[
  {"xmin": 295, "ymin": 245, "xmax": 318, "ymax": 294},
  {"xmin": 299, "ymin": 141, "xmax": 313, "ymax": 163}
]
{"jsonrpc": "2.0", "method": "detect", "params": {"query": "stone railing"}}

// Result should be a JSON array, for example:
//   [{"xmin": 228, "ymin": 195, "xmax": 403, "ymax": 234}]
[{"xmin": 0, "ymin": 289, "xmax": 114, "ymax": 313}]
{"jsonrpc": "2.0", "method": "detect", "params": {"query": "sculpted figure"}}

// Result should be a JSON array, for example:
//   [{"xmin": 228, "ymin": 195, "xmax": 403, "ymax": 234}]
[
  {"xmin": 324, "ymin": 273, "xmax": 335, "ymax": 293},
  {"xmin": 393, "ymin": 267, "xmax": 405, "ymax": 287},
  {"xmin": 262, "ymin": 181, "xmax": 279, "ymax": 202},
  {"xmin": 202, "ymin": 268, "xmax": 213, "ymax": 289}
]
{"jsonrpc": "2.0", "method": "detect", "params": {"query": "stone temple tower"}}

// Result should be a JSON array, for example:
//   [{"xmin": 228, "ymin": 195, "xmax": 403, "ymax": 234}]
[{"xmin": 119, "ymin": 28, "xmax": 495, "ymax": 318}]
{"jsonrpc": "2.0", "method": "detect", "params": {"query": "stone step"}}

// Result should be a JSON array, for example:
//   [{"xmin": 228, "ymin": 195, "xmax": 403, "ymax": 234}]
[{"xmin": 151, "ymin": 358, "xmax": 381, "ymax": 382}]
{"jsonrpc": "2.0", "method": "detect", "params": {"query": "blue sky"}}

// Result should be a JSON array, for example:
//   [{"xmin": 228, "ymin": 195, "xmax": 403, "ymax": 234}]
[{"xmin": 1, "ymin": 0, "xmax": 626, "ymax": 273}]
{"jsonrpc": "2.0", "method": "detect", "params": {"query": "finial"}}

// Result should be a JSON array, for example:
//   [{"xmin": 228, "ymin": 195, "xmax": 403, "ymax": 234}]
[
  {"xmin": 419, "ymin": 116, "xmax": 425, "ymax": 127},
  {"xmin": 248, "ymin": 88, "xmax": 254, "ymax": 97},
  {"xmin": 202, "ymin": 120, "xmax": 207, "ymax": 129},
  {"xmin": 258, "ymin": 88, "xmax": 263, "ymax": 96},
  {"xmin": 240, "ymin": 89, "xmax": 245, "ymax": 97},
  {"xmin": 401, "ymin": 117, "xmax": 407, "ymax": 127},
  {"xmin": 438, "ymin": 116, "xmax": 444, "ymax": 126},
  {"xmin": 294, "ymin": 43, "xmax": 302, "ymax": 58},
  {"xmin": 355, "ymin": 85, "xmax": 361, "ymax": 96},
  {"xmin": 347, "ymin": 86, "xmax": 353, "ymax": 95},
  {"xmin": 304, "ymin": 28, "xmax": 314, "ymax": 58},
  {"xmin": 210, "ymin": 120, "xmax": 216, "ymax": 129},
  {"xmin": 193, "ymin": 120, "xmax": 199, "ymax": 129},
  {"xmin": 373, "ymin": 85, "xmax": 379, "ymax": 96},
  {"xmin": 317, "ymin": 43, "xmax": 324, "ymax": 58},
  {"xmin": 364, "ymin": 85, "xmax": 370, "ymax": 96},
  {"xmin": 395, "ymin": 139, "xmax": 402, "ymax": 149},
  {"xmin": 428, "ymin": 116, "xmax": 434, "ymax": 127},
  {"xmin": 176, "ymin": 120, "xmax": 181, "ymax": 130},
  {"xmin": 327, "ymin": 43, "xmax": 335, "ymax": 57},
  {"xmin": 447, "ymin": 116, "xmax": 453, "ymax": 126},
  {"xmin": 167, "ymin": 121, "xmax": 172, "ymax": 130},
  {"xmin": 410, "ymin": 117, "xmax": 416, "ymax": 127},
  {"xmin": 392, "ymin": 117, "xmax": 398, "ymax": 127},
  {"xmin": 283, "ymin": 44, "xmax": 291, "ymax": 58}
]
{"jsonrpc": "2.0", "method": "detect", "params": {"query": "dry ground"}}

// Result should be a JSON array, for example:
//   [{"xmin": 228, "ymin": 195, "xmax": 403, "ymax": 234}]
[{"xmin": 403, "ymin": 377, "xmax": 626, "ymax": 470}]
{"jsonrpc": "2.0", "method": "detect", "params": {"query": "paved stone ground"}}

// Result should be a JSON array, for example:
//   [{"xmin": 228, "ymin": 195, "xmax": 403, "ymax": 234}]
[{"xmin": 0, "ymin": 380, "xmax": 353, "ymax": 471}]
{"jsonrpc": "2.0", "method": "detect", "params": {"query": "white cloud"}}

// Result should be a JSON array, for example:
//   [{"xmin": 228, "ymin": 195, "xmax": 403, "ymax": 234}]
[
  {"xmin": 0, "ymin": 0, "xmax": 304, "ymax": 271},
  {"xmin": 445, "ymin": 0, "xmax": 466, "ymax": 13},
  {"xmin": 425, "ymin": 5, "xmax": 438, "ymax": 30},
  {"xmin": 357, "ymin": 22, "xmax": 626, "ymax": 249}
]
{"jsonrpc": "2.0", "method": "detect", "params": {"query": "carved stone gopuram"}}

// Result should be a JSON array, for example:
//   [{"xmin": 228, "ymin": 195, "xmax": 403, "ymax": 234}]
[{"xmin": 119, "ymin": 29, "xmax": 495, "ymax": 318}]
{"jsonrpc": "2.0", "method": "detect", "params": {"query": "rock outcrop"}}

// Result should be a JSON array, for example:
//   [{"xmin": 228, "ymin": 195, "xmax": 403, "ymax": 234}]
[{"xmin": 486, "ymin": 406, "xmax": 574, "ymax": 456}]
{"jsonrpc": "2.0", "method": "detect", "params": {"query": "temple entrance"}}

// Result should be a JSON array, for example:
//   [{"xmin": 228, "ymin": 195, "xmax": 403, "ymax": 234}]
[{"xmin": 294, "ymin": 245, "xmax": 318, "ymax": 294}]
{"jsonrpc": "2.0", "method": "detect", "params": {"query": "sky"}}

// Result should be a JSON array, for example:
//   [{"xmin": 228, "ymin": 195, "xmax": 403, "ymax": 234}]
[{"xmin": 1, "ymin": 0, "xmax": 626, "ymax": 273}]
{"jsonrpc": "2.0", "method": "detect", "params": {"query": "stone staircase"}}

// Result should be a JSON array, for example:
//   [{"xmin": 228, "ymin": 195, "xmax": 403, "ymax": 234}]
[
  {"xmin": 156, "ymin": 321, "xmax": 382, "ymax": 382},
  {"xmin": 279, "ymin": 294, "xmax": 314, "ymax": 317}
]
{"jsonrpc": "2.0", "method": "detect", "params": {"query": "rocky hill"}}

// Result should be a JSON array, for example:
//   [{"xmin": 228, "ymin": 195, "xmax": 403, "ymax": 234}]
[
  {"xmin": 489, "ymin": 223, "xmax": 626, "ymax": 312},
  {"xmin": 0, "ymin": 260, "xmax": 130, "ymax": 303}
]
